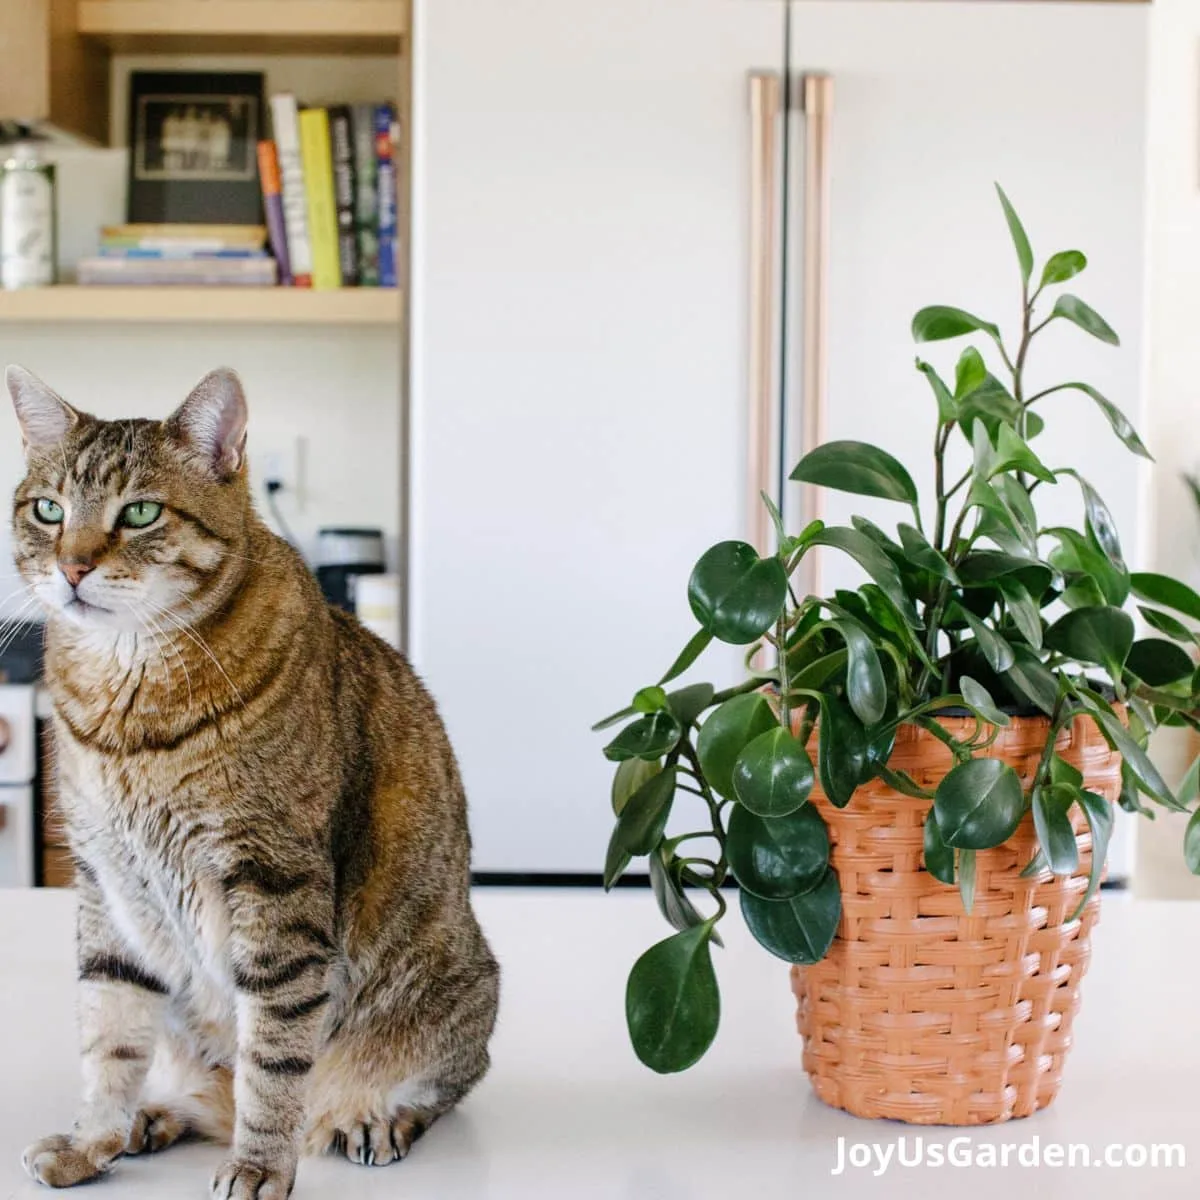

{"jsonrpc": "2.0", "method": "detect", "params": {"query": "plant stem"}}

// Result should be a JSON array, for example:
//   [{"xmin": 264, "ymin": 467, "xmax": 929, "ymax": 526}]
[{"xmin": 777, "ymin": 612, "xmax": 791, "ymax": 730}]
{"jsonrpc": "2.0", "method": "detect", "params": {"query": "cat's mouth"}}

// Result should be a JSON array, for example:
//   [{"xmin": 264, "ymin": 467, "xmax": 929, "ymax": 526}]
[{"xmin": 65, "ymin": 596, "xmax": 110, "ymax": 616}]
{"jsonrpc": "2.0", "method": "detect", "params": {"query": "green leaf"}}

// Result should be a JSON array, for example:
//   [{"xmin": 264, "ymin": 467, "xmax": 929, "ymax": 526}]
[
  {"xmin": 1059, "ymin": 470, "xmax": 1124, "ymax": 568},
  {"xmin": 789, "ymin": 648, "xmax": 849, "ymax": 692},
  {"xmin": 1069, "ymin": 788, "xmax": 1113, "ymax": 920},
  {"xmin": 934, "ymin": 757, "xmax": 1025, "ymax": 850},
  {"xmin": 648, "ymin": 847, "xmax": 710, "ymax": 937},
  {"xmin": 688, "ymin": 542, "xmax": 787, "ymax": 645},
  {"xmin": 612, "ymin": 767, "xmax": 678, "ymax": 855},
  {"xmin": 604, "ymin": 711, "xmax": 683, "ymax": 763},
  {"xmin": 1031, "ymin": 382, "xmax": 1149, "ymax": 460},
  {"xmin": 958, "ymin": 551, "xmax": 1052, "ymax": 594},
  {"xmin": 633, "ymin": 686, "xmax": 668, "ymax": 713},
  {"xmin": 818, "ymin": 695, "xmax": 869, "ymax": 809},
  {"xmin": 626, "ymin": 925, "xmax": 720, "ymax": 1073},
  {"xmin": 995, "ymin": 183, "xmax": 1033, "ymax": 285},
  {"xmin": 1050, "ymin": 753, "xmax": 1083, "ymax": 789},
  {"xmin": 958, "ymin": 848, "xmax": 977, "ymax": 914},
  {"xmin": 1178, "ymin": 754, "xmax": 1200, "ymax": 807},
  {"xmin": 1032, "ymin": 784, "xmax": 1080, "ymax": 876},
  {"xmin": 740, "ymin": 868, "xmax": 841, "ymax": 964},
  {"xmin": 611, "ymin": 758, "xmax": 660, "ymax": 816},
  {"xmin": 959, "ymin": 675, "xmax": 1011, "ymax": 727},
  {"xmin": 666, "ymin": 683, "xmax": 715, "ymax": 727},
  {"xmin": 970, "ymin": 477, "xmax": 1036, "ymax": 555},
  {"xmin": 831, "ymin": 619, "xmax": 886, "ymax": 726},
  {"xmin": 726, "ymin": 802, "xmax": 829, "ymax": 900},
  {"xmin": 1139, "ymin": 606, "xmax": 1197, "ymax": 644},
  {"xmin": 1048, "ymin": 527, "xmax": 1129, "ymax": 608},
  {"xmin": 1118, "ymin": 760, "xmax": 1155, "ymax": 817},
  {"xmin": 916, "ymin": 358, "xmax": 957, "ymax": 422},
  {"xmin": 898, "ymin": 523, "xmax": 958, "ymax": 583},
  {"xmin": 658, "ymin": 628, "xmax": 714, "ymax": 686},
  {"xmin": 1079, "ymin": 694, "xmax": 1184, "ymax": 811},
  {"xmin": 989, "ymin": 423, "xmax": 1057, "ymax": 484},
  {"xmin": 696, "ymin": 693, "xmax": 778, "ymax": 799},
  {"xmin": 789, "ymin": 440, "xmax": 918, "ymax": 505},
  {"xmin": 1003, "ymin": 646, "xmax": 1059, "ymax": 715},
  {"xmin": 1045, "ymin": 605, "xmax": 1134, "ymax": 680},
  {"xmin": 1126, "ymin": 638, "xmax": 1194, "ymax": 687},
  {"xmin": 1185, "ymin": 810, "xmax": 1200, "ymax": 875},
  {"xmin": 1051, "ymin": 294, "xmax": 1119, "ymax": 346},
  {"xmin": 954, "ymin": 346, "xmax": 988, "ymax": 400},
  {"xmin": 807, "ymin": 526, "xmax": 918, "ymax": 627},
  {"xmin": 923, "ymin": 813, "xmax": 956, "ymax": 884},
  {"xmin": 603, "ymin": 827, "xmax": 633, "ymax": 890},
  {"xmin": 957, "ymin": 374, "xmax": 1022, "ymax": 440},
  {"xmin": 732, "ymin": 727, "xmax": 814, "ymax": 818},
  {"xmin": 1130, "ymin": 573, "xmax": 1200, "ymax": 623},
  {"xmin": 996, "ymin": 576, "xmax": 1043, "ymax": 650},
  {"xmin": 958, "ymin": 606, "xmax": 1016, "ymax": 673},
  {"xmin": 912, "ymin": 305, "xmax": 1001, "ymax": 344},
  {"xmin": 592, "ymin": 704, "xmax": 636, "ymax": 733},
  {"xmin": 760, "ymin": 489, "xmax": 785, "ymax": 548},
  {"xmin": 1040, "ymin": 250, "xmax": 1087, "ymax": 287}
]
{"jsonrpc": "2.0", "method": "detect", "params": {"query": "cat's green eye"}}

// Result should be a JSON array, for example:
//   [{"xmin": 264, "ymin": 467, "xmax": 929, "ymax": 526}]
[
  {"xmin": 32, "ymin": 499, "xmax": 64, "ymax": 525},
  {"xmin": 119, "ymin": 500, "xmax": 163, "ymax": 530}
]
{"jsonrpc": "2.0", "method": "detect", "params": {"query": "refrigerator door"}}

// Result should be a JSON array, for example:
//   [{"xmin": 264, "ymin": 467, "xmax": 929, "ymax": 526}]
[
  {"xmin": 782, "ymin": 0, "xmax": 1150, "ymax": 877},
  {"xmin": 411, "ymin": 0, "xmax": 785, "ymax": 873}
]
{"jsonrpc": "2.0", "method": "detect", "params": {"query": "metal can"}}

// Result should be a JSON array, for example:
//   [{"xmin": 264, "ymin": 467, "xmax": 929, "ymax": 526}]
[{"xmin": 0, "ymin": 144, "xmax": 56, "ymax": 290}]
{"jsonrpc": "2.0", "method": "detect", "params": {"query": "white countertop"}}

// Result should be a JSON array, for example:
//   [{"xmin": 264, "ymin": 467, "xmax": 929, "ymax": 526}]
[{"xmin": 0, "ymin": 888, "xmax": 1196, "ymax": 1198}]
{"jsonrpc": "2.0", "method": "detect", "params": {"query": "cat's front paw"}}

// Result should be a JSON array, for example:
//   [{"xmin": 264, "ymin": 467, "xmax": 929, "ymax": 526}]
[
  {"xmin": 22, "ymin": 1132, "xmax": 121, "ymax": 1188},
  {"xmin": 210, "ymin": 1157, "xmax": 295, "ymax": 1200}
]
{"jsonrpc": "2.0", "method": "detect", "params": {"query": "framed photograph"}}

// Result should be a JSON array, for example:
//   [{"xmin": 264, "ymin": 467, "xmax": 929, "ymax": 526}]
[{"xmin": 127, "ymin": 71, "xmax": 265, "ymax": 225}]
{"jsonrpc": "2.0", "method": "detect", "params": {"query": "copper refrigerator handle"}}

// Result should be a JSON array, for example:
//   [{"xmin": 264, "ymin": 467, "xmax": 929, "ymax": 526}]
[
  {"xmin": 747, "ymin": 71, "xmax": 781, "ymax": 557},
  {"xmin": 798, "ymin": 72, "xmax": 833, "ymax": 597}
]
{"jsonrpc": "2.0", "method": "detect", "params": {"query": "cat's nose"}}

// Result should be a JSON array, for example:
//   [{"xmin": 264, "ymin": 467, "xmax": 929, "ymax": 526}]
[{"xmin": 60, "ymin": 561, "xmax": 95, "ymax": 589}]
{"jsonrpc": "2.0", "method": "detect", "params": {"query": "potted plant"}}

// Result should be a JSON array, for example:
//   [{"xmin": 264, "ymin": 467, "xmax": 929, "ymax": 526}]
[{"xmin": 595, "ymin": 187, "xmax": 1200, "ymax": 1124}]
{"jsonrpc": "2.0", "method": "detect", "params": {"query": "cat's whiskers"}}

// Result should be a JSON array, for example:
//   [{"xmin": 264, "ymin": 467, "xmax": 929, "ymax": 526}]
[
  {"xmin": 143, "ymin": 600, "xmax": 244, "ymax": 707},
  {"xmin": 123, "ymin": 602, "xmax": 174, "ymax": 704},
  {"xmin": 0, "ymin": 595, "xmax": 41, "ymax": 660},
  {"xmin": 132, "ymin": 601, "xmax": 192, "ymax": 708}
]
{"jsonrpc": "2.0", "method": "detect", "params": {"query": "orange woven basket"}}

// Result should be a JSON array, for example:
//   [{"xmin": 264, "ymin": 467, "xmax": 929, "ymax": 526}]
[{"xmin": 791, "ymin": 713, "xmax": 1121, "ymax": 1126}]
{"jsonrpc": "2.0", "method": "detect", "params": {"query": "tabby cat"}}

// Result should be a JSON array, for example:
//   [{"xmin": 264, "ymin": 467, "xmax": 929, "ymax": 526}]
[{"xmin": 7, "ymin": 365, "xmax": 499, "ymax": 1199}]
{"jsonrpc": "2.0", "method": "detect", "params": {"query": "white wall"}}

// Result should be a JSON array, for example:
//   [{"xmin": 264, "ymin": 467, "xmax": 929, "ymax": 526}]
[
  {"xmin": 1137, "ymin": 0, "xmax": 1200, "ymax": 898},
  {"xmin": 0, "ymin": 53, "xmax": 403, "ymax": 604}
]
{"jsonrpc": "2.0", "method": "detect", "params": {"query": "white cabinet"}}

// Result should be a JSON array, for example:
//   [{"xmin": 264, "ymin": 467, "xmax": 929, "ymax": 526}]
[{"xmin": 410, "ymin": 0, "xmax": 782, "ymax": 872}]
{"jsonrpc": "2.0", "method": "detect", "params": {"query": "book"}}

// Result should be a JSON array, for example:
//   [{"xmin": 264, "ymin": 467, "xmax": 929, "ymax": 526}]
[
  {"xmin": 352, "ymin": 104, "xmax": 379, "ymax": 286},
  {"xmin": 77, "ymin": 256, "xmax": 278, "ymax": 286},
  {"xmin": 98, "ymin": 248, "xmax": 268, "ymax": 259},
  {"xmin": 269, "ymin": 94, "xmax": 314, "ymax": 287},
  {"xmin": 298, "ymin": 108, "xmax": 341, "ymax": 290},
  {"xmin": 256, "ymin": 140, "xmax": 292, "ymax": 285},
  {"xmin": 375, "ymin": 104, "xmax": 398, "ymax": 289},
  {"xmin": 328, "ymin": 106, "xmax": 359, "ymax": 287},
  {"xmin": 101, "ymin": 224, "xmax": 267, "ymax": 248}
]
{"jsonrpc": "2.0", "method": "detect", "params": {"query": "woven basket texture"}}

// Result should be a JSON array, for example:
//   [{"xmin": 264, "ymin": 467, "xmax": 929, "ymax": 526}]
[{"xmin": 790, "ymin": 713, "xmax": 1121, "ymax": 1125}]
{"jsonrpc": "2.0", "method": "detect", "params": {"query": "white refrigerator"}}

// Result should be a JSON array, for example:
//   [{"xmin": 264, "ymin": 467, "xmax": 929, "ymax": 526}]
[{"xmin": 410, "ymin": 0, "xmax": 1149, "ymax": 877}]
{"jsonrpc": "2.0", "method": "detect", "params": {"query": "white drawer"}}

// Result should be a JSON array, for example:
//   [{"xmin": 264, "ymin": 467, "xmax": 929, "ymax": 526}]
[{"xmin": 0, "ymin": 686, "xmax": 36, "ymax": 785}]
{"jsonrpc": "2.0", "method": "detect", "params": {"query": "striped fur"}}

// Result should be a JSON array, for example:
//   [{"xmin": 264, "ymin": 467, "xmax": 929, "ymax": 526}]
[{"xmin": 9, "ymin": 368, "xmax": 499, "ymax": 1198}]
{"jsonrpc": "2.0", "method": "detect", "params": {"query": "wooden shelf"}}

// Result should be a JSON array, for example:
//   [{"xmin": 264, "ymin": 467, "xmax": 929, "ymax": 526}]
[
  {"xmin": 0, "ymin": 286, "xmax": 402, "ymax": 326},
  {"xmin": 77, "ymin": 1, "xmax": 407, "ymax": 54}
]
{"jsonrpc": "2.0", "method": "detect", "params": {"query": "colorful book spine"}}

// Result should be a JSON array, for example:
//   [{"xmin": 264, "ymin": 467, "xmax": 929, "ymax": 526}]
[
  {"xmin": 269, "ymin": 94, "xmax": 313, "ymax": 287},
  {"xmin": 352, "ymin": 103, "xmax": 380, "ymax": 287},
  {"xmin": 328, "ymin": 106, "xmax": 359, "ymax": 287},
  {"xmin": 375, "ymin": 104, "xmax": 398, "ymax": 288},
  {"xmin": 298, "ymin": 108, "xmax": 341, "ymax": 290},
  {"xmin": 256, "ymin": 140, "xmax": 292, "ymax": 285}
]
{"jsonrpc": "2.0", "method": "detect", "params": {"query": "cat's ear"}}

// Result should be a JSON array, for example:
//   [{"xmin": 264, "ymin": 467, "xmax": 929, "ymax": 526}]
[
  {"xmin": 5, "ymin": 365, "xmax": 81, "ymax": 456},
  {"xmin": 168, "ymin": 367, "xmax": 248, "ymax": 479}
]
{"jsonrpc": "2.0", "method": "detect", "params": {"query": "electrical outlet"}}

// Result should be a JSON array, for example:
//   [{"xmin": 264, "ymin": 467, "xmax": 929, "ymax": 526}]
[{"xmin": 252, "ymin": 436, "xmax": 306, "ymax": 511}]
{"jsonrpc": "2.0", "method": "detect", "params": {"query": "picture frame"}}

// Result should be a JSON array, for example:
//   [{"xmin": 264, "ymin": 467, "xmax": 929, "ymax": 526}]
[{"xmin": 126, "ymin": 71, "xmax": 265, "ymax": 225}]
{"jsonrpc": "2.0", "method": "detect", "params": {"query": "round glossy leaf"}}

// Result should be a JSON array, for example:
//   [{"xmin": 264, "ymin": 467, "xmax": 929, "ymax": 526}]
[
  {"xmin": 789, "ymin": 440, "xmax": 918, "ymax": 505},
  {"xmin": 687, "ymin": 541, "xmax": 787, "ymax": 645},
  {"xmin": 726, "ymin": 802, "xmax": 829, "ymax": 899},
  {"xmin": 1051, "ymin": 294, "xmax": 1119, "ymax": 346},
  {"xmin": 818, "ymin": 696, "xmax": 869, "ymax": 809},
  {"xmin": 665, "ymin": 682, "xmax": 715, "ymax": 727},
  {"xmin": 740, "ymin": 868, "xmax": 841, "ymax": 965},
  {"xmin": 1126, "ymin": 638, "xmax": 1194, "ymax": 687},
  {"xmin": 696, "ymin": 693, "xmax": 777, "ymax": 799},
  {"xmin": 612, "ymin": 767, "xmax": 677, "ymax": 855},
  {"xmin": 1130, "ymin": 573, "xmax": 1200, "ymax": 623},
  {"xmin": 1045, "ymin": 605, "xmax": 1134, "ymax": 681},
  {"xmin": 832, "ymin": 619, "xmax": 886, "ymax": 726},
  {"xmin": 922, "ymin": 814, "xmax": 955, "ymax": 884},
  {"xmin": 1040, "ymin": 250, "xmax": 1087, "ymax": 287},
  {"xmin": 603, "ymin": 711, "xmax": 683, "ymax": 763},
  {"xmin": 611, "ymin": 758, "xmax": 660, "ymax": 816},
  {"xmin": 934, "ymin": 757, "xmax": 1025, "ymax": 850},
  {"xmin": 1032, "ymin": 784, "xmax": 1080, "ymax": 877},
  {"xmin": 732, "ymin": 727, "xmax": 814, "ymax": 817},
  {"xmin": 625, "ymin": 925, "xmax": 720, "ymax": 1074}
]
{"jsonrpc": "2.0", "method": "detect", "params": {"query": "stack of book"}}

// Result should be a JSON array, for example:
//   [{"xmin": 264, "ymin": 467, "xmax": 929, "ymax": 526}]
[
  {"xmin": 77, "ymin": 225, "xmax": 277, "ymax": 287},
  {"xmin": 261, "ymin": 96, "xmax": 399, "ymax": 289}
]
